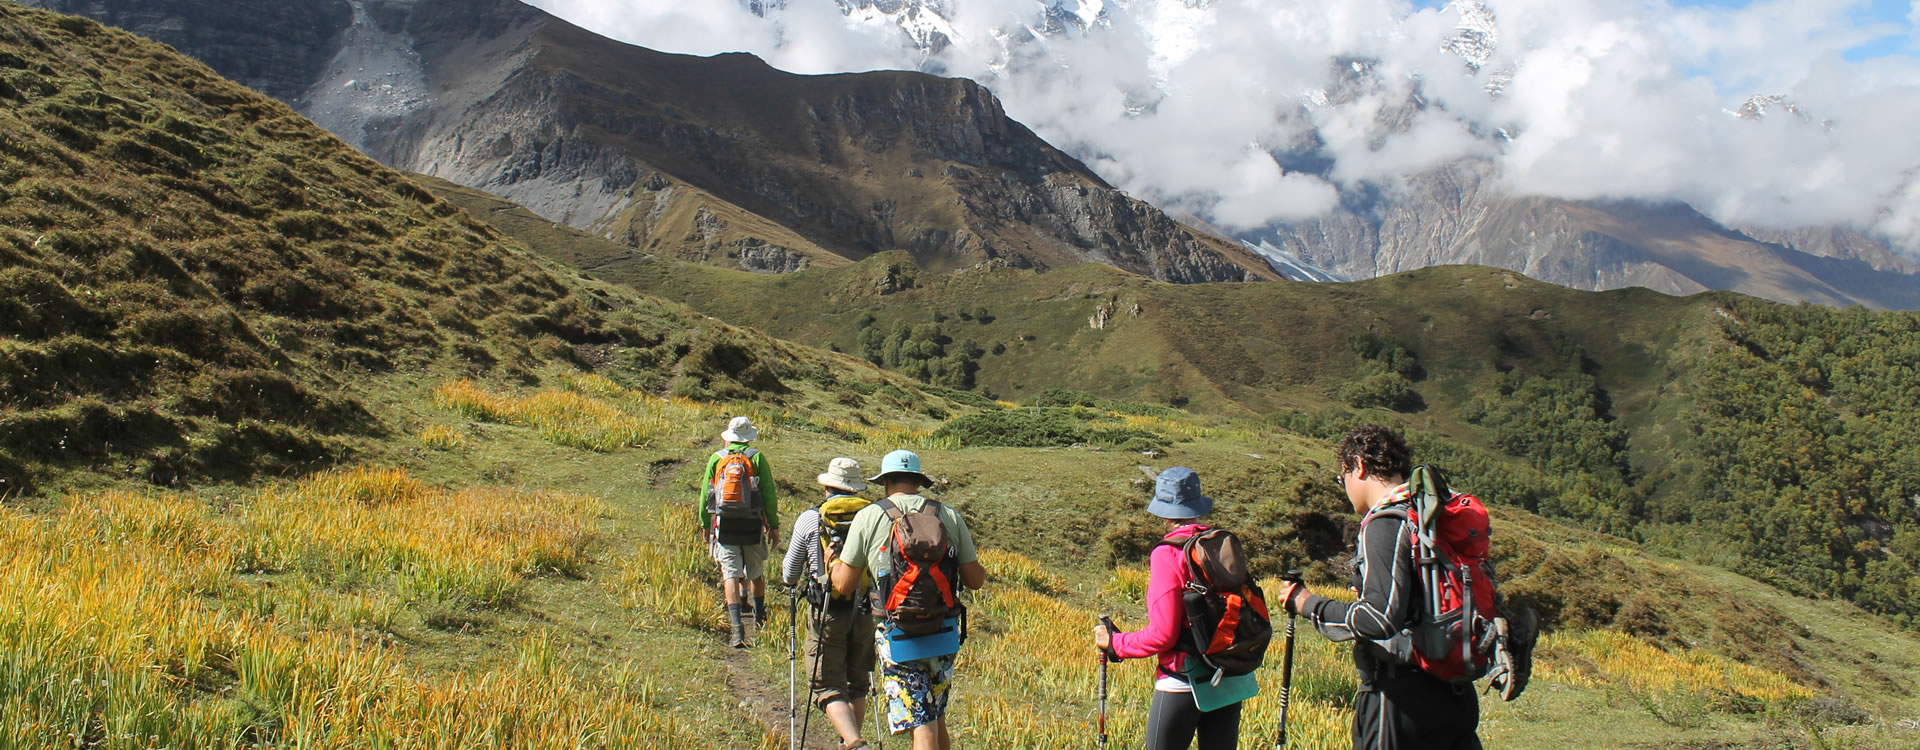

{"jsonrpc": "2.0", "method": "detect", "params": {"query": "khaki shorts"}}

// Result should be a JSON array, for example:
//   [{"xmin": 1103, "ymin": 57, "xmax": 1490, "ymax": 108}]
[
  {"xmin": 709, "ymin": 540, "xmax": 767, "ymax": 581},
  {"xmin": 807, "ymin": 602, "xmax": 876, "ymax": 707}
]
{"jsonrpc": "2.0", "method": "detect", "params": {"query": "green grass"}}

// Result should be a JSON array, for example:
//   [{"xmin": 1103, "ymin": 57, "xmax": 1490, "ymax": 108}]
[
  {"xmin": 436, "ymin": 178, "xmax": 1920, "ymax": 626},
  {"xmin": 8, "ymin": 3, "xmax": 1920, "ymax": 746}
]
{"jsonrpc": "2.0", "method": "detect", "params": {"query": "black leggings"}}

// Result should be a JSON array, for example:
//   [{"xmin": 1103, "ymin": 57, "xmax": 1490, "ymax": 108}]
[
  {"xmin": 1350, "ymin": 670, "xmax": 1482, "ymax": 750},
  {"xmin": 1145, "ymin": 690, "xmax": 1242, "ymax": 750}
]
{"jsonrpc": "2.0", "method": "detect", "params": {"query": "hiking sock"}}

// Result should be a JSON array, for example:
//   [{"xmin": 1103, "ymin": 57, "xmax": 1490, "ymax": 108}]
[
  {"xmin": 753, "ymin": 596, "xmax": 768, "ymax": 626},
  {"xmin": 727, "ymin": 604, "xmax": 747, "ymax": 647}
]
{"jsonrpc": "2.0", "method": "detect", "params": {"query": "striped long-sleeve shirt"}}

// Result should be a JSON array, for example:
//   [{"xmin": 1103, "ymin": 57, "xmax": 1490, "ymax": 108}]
[
  {"xmin": 1300, "ymin": 485, "xmax": 1420, "ymax": 679},
  {"xmin": 781, "ymin": 508, "xmax": 825, "ymax": 587}
]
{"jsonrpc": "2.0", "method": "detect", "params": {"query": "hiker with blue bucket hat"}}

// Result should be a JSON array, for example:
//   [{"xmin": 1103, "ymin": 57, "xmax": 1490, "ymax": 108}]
[
  {"xmin": 1094, "ymin": 467, "xmax": 1270, "ymax": 750},
  {"xmin": 832, "ymin": 450, "xmax": 987, "ymax": 750}
]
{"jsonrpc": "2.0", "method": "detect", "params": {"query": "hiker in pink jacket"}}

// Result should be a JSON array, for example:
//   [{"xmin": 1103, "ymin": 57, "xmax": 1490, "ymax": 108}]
[{"xmin": 1093, "ymin": 467, "xmax": 1244, "ymax": 750}]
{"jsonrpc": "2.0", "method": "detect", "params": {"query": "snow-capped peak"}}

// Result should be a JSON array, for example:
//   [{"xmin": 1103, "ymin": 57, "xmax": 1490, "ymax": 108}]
[
  {"xmin": 1441, "ymin": 0, "xmax": 1498, "ymax": 71},
  {"xmin": 1731, "ymin": 94, "xmax": 1801, "ymax": 121}
]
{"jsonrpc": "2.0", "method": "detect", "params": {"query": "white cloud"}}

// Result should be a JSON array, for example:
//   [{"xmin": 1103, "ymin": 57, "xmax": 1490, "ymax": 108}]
[{"xmin": 526, "ymin": 0, "xmax": 1920, "ymax": 252}]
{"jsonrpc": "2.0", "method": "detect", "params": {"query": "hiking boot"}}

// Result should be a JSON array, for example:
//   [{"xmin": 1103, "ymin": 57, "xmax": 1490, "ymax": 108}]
[
  {"xmin": 753, "ymin": 596, "xmax": 769, "ymax": 626},
  {"xmin": 725, "ymin": 602, "xmax": 749, "ymax": 648}
]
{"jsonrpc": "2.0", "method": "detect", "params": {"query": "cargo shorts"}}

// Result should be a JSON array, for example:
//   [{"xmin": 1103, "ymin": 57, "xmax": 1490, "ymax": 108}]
[
  {"xmin": 709, "ymin": 540, "xmax": 768, "ymax": 581},
  {"xmin": 807, "ymin": 601, "xmax": 876, "ymax": 707}
]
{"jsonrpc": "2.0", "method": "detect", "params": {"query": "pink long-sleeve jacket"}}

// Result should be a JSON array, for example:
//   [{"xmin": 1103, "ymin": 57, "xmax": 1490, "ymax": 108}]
[{"xmin": 1110, "ymin": 524, "xmax": 1208, "ymax": 678}]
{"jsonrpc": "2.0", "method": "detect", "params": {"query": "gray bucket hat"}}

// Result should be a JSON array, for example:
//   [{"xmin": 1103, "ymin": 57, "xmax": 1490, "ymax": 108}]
[{"xmin": 1146, "ymin": 467, "xmax": 1212, "ymax": 519}]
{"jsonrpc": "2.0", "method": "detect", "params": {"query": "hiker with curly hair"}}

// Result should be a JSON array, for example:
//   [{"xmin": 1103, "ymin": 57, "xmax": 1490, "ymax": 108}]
[{"xmin": 1279, "ymin": 424, "xmax": 1483, "ymax": 750}]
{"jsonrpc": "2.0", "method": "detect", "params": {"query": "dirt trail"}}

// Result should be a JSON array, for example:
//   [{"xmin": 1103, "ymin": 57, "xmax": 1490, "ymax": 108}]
[{"xmin": 719, "ymin": 622, "xmax": 857, "ymax": 749}]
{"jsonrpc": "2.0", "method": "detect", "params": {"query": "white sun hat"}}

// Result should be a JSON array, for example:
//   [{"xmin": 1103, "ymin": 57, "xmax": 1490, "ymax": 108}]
[
  {"xmin": 720, "ymin": 416, "xmax": 759, "ymax": 443},
  {"xmin": 816, "ymin": 457, "xmax": 868, "ymax": 493}
]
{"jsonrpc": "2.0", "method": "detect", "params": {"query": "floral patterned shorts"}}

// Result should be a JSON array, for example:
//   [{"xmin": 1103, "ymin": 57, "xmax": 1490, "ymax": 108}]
[{"xmin": 875, "ymin": 628, "xmax": 957, "ymax": 733}]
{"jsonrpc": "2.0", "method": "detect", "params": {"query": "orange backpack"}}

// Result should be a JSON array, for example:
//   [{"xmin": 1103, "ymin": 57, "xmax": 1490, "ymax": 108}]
[{"xmin": 710, "ymin": 448, "xmax": 762, "ymax": 520}]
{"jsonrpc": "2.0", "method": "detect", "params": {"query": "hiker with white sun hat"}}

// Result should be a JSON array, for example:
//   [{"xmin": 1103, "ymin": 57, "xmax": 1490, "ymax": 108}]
[{"xmin": 699, "ymin": 415, "xmax": 780, "ymax": 648}]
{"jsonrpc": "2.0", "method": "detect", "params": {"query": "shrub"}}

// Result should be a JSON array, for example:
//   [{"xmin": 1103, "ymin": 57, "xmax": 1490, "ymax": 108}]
[{"xmin": 1338, "ymin": 372, "xmax": 1421, "ymax": 411}]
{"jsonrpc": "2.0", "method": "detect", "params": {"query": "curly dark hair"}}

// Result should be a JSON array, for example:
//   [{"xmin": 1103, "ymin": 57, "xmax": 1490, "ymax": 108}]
[{"xmin": 1336, "ymin": 423, "xmax": 1411, "ymax": 480}]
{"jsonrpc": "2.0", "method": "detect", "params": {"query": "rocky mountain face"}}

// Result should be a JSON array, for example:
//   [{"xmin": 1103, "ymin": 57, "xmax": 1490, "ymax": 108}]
[
  {"xmin": 1243, "ymin": 159, "xmax": 1920, "ymax": 309},
  {"xmin": 22, "ymin": 0, "xmax": 1278, "ymax": 283}
]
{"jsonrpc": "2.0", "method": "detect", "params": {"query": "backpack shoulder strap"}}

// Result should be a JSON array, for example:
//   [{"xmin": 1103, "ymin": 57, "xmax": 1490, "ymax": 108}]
[
  {"xmin": 1364, "ymin": 503, "xmax": 1410, "ymax": 525},
  {"xmin": 873, "ymin": 497, "xmax": 905, "ymax": 523},
  {"xmin": 1166, "ymin": 532, "xmax": 1209, "ymax": 589}
]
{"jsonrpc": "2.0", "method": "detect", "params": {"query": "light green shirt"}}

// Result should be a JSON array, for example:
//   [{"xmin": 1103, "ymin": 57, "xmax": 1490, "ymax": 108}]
[{"xmin": 838, "ymin": 494, "xmax": 978, "ymax": 578}]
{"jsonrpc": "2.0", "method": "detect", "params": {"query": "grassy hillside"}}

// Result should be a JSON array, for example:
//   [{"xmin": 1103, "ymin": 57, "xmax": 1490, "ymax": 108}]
[
  {"xmin": 0, "ymin": 4, "xmax": 960, "ymax": 499},
  {"xmin": 432, "ymin": 181, "xmax": 1920, "ymax": 629}
]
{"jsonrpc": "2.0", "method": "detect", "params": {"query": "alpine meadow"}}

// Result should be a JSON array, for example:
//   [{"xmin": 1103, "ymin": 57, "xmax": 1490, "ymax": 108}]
[{"xmin": 5, "ymin": 2, "xmax": 1920, "ymax": 749}]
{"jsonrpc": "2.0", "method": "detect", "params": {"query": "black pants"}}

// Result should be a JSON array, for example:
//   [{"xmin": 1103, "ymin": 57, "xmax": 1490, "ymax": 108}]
[
  {"xmin": 1350, "ymin": 669, "xmax": 1481, "ymax": 750},
  {"xmin": 1145, "ymin": 690, "xmax": 1242, "ymax": 750}
]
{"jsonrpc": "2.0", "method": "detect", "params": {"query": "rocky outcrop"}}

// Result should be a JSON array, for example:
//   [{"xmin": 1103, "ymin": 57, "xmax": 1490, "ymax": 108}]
[{"xmin": 733, "ymin": 239, "xmax": 810, "ymax": 273}]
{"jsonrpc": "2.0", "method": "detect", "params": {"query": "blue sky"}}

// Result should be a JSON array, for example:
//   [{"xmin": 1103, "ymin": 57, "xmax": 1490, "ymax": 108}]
[
  {"xmin": 1830, "ymin": 0, "xmax": 1918, "ymax": 60},
  {"xmin": 1411, "ymin": 0, "xmax": 1915, "ymax": 60}
]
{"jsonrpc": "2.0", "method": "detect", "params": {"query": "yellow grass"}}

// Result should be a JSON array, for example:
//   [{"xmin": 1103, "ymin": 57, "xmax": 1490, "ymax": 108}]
[
  {"xmin": 1534, "ymin": 629, "xmax": 1811, "ymax": 702},
  {"xmin": 923, "ymin": 551, "xmax": 1809, "ymax": 748},
  {"xmin": 0, "ymin": 470, "xmax": 698, "ymax": 747},
  {"xmin": 980, "ymin": 548, "xmax": 1066, "ymax": 595},
  {"xmin": 609, "ymin": 501, "xmax": 720, "ymax": 634},
  {"xmin": 419, "ymin": 424, "xmax": 468, "ymax": 450},
  {"xmin": 432, "ymin": 376, "xmax": 781, "ymax": 452}
]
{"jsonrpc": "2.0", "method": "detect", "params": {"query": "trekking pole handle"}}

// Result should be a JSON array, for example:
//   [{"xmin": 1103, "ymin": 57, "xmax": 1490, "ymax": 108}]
[
  {"xmin": 1097, "ymin": 615, "xmax": 1117, "ymax": 661},
  {"xmin": 1276, "ymin": 570, "xmax": 1301, "ymax": 750}
]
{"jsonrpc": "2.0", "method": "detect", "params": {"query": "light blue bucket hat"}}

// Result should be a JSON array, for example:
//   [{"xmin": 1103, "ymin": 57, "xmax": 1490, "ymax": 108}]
[
  {"xmin": 868, "ymin": 449, "xmax": 933, "ymax": 487},
  {"xmin": 1147, "ymin": 467, "xmax": 1212, "ymax": 519}
]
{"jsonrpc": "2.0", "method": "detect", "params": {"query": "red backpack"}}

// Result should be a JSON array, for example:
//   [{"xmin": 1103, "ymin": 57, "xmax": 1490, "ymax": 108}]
[
  {"xmin": 868, "ymin": 497, "xmax": 963, "ymax": 638},
  {"xmin": 1363, "ymin": 465, "xmax": 1501, "ymax": 683}
]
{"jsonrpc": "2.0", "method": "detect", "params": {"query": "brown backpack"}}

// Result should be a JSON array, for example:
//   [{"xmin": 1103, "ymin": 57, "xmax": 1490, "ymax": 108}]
[
  {"xmin": 1157, "ymin": 528, "xmax": 1273, "ymax": 681},
  {"xmin": 869, "ymin": 498, "xmax": 963, "ymax": 638}
]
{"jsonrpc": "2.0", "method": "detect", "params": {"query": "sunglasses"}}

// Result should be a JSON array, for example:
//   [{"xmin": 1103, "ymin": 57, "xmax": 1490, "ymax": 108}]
[{"xmin": 1330, "ymin": 473, "xmax": 1345, "ymax": 490}]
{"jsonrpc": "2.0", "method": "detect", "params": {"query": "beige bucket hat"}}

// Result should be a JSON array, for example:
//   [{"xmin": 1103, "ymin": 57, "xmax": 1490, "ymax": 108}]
[{"xmin": 816, "ymin": 457, "xmax": 868, "ymax": 494}]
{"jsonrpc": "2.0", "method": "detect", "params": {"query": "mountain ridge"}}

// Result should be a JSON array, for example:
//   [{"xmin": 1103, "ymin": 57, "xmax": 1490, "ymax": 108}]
[
  {"xmin": 750, "ymin": 0, "xmax": 1920, "ymax": 308},
  {"xmin": 20, "ymin": 0, "xmax": 1283, "ymax": 284}
]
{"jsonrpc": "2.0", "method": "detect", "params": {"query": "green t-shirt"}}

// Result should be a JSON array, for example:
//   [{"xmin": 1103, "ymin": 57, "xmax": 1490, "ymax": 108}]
[
  {"xmin": 838, "ymin": 494, "xmax": 978, "ymax": 578},
  {"xmin": 696, "ymin": 442, "xmax": 779, "ymax": 533}
]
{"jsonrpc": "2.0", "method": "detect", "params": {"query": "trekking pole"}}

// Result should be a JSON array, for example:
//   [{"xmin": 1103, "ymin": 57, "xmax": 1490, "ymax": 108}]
[
  {"xmin": 800, "ymin": 582, "xmax": 827, "ymax": 748},
  {"xmin": 871, "ymin": 638, "xmax": 885, "ymax": 750},
  {"xmin": 1274, "ymin": 570, "xmax": 1303, "ymax": 749},
  {"xmin": 788, "ymin": 586, "xmax": 800, "ymax": 750},
  {"xmin": 1097, "ymin": 614, "xmax": 1115, "ymax": 750}
]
